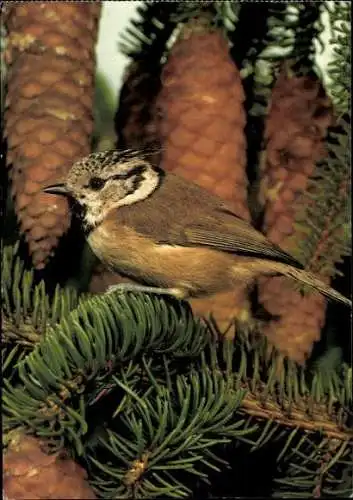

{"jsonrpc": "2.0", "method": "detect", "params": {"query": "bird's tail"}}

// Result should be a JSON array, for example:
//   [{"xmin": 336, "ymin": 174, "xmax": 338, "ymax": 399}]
[{"xmin": 265, "ymin": 261, "xmax": 352, "ymax": 307}]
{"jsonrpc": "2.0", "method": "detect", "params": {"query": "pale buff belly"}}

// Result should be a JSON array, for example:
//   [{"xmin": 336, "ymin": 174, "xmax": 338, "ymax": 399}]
[{"xmin": 87, "ymin": 223, "xmax": 241, "ymax": 297}]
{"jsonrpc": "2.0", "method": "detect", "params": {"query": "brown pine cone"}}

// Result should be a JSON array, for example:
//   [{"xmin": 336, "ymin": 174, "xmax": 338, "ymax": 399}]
[
  {"xmin": 3, "ymin": 433, "xmax": 96, "ymax": 499},
  {"xmin": 154, "ymin": 18, "xmax": 251, "ymax": 332},
  {"xmin": 116, "ymin": 59, "xmax": 162, "ymax": 156},
  {"xmin": 258, "ymin": 69, "xmax": 335, "ymax": 363},
  {"xmin": 4, "ymin": 2, "xmax": 101, "ymax": 269}
]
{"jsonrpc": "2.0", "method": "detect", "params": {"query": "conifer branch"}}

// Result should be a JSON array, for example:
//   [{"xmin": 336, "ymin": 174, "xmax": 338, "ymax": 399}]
[
  {"xmin": 290, "ymin": 2, "xmax": 324, "ymax": 74},
  {"xmin": 215, "ymin": 338, "xmax": 353, "ymax": 444},
  {"xmin": 246, "ymin": 3, "xmax": 294, "ymax": 119},
  {"xmin": 241, "ymin": 389, "xmax": 352, "ymax": 442},
  {"xmin": 286, "ymin": 116, "xmax": 351, "ymax": 277},
  {"xmin": 273, "ymin": 435, "xmax": 353, "ymax": 497},
  {"xmin": 326, "ymin": 1, "xmax": 351, "ymax": 113},
  {"xmin": 3, "ymin": 267, "xmax": 209, "ymax": 453},
  {"xmin": 84, "ymin": 367, "xmax": 251, "ymax": 498},
  {"xmin": 2, "ymin": 242, "xmax": 351, "ymax": 497},
  {"xmin": 118, "ymin": 1, "xmax": 241, "ymax": 61},
  {"xmin": 2, "ymin": 243, "xmax": 80, "ymax": 343},
  {"xmin": 118, "ymin": 2, "xmax": 179, "ymax": 60}
]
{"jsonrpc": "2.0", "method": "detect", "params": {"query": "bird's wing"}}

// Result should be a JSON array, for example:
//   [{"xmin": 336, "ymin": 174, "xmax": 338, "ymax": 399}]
[
  {"xmin": 182, "ymin": 208, "xmax": 304, "ymax": 269},
  {"xmin": 114, "ymin": 174, "xmax": 303, "ymax": 269}
]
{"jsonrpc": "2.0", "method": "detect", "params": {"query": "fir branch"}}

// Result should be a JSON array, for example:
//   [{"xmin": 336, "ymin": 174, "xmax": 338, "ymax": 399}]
[
  {"xmin": 286, "ymin": 116, "xmax": 351, "ymax": 277},
  {"xmin": 240, "ymin": 387, "xmax": 352, "ymax": 443},
  {"xmin": 215, "ymin": 337, "xmax": 353, "ymax": 444},
  {"xmin": 246, "ymin": 3, "xmax": 294, "ymax": 119},
  {"xmin": 290, "ymin": 2, "xmax": 325, "ymax": 75},
  {"xmin": 3, "ymin": 289, "xmax": 209, "ymax": 453},
  {"xmin": 326, "ymin": 1, "xmax": 351, "ymax": 113},
  {"xmin": 82, "ymin": 328, "xmax": 353, "ymax": 497},
  {"xmin": 118, "ymin": 2, "xmax": 179, "ymax": 60},
  {"xmin": 218, "ymin": 333, "xmax": 353, "ymax": 495},
  {"xmin": 273, "ymin": 435, "xmax": 353, "ymax": 498},
  {"xmin": 312, "ymin": 439, "xmax": 350, "ymax": 498},
  {"xmin": 2, "ymin": 246, "xmax": 352, "ymax": 497},
  {"xmin": 213, "ymin": 1, "xmax": 240, "ymax": 34},
  {"xmin": 85, "ymin": 367, "xmax": 251, "ymax": 498},
  {"xmin": 2, "ymin": 242, "xmax": 80, "ymax": 343},
  {"xmin": 119, "ymin": 1, "xmax": 241, "ymax": 62}
]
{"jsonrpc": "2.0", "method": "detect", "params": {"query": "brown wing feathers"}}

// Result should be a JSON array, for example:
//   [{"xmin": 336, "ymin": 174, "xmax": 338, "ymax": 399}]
[
  {"xmin": 184, "ymin": 225, "xmax": 304, "ymax": 269},
  {"xmin": 117, "ymin": 173, "xmax": 304, "ymax": 268}
]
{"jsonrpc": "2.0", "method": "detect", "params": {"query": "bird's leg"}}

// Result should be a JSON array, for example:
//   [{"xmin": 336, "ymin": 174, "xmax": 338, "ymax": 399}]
[{"xmin": 106, "ymin": 283, "xmax": 187, "ymax": 300}]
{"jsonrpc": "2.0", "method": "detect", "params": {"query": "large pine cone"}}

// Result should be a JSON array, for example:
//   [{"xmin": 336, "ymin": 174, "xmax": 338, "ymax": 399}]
[
  {"xmin": 3, "ymin": 433, "xmax": 96, "ymax": 499},
  {"xmin": 154, "ymin": 18, "xmax": 251, "ymax": 332},
  {"xmin": 4, "ymin": 2, "xmax": 101, "ymax": 269},
  {"xmin": 115, "ymin": 59, "xmax": 161, "ymax": 156},
  {"xmin": 258, "ymin": 70, "xmax": 334, "ymax": 363}
]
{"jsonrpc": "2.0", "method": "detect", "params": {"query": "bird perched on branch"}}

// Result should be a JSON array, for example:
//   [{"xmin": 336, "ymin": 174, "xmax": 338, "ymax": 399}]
[{"xmin": 43, "ymin": 149, "xmax": 351, "ymax": 307}]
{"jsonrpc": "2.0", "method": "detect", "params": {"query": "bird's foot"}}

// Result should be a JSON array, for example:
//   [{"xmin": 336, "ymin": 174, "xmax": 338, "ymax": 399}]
[{"xmin": 106, "ymin": 283, "xmax": 186, "ymax": 299}]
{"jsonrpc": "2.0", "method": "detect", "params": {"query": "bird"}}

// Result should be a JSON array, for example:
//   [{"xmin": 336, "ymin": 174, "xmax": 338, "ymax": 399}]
[{"xmin": 43, "ymin": 149, "xmax": 351, "ymax": 308}]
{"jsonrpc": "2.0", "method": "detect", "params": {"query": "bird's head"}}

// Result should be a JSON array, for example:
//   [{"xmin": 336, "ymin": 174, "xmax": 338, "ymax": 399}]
[{"xmin": 43, "ymin": 149, "xmax": 163, "ymax": 229}]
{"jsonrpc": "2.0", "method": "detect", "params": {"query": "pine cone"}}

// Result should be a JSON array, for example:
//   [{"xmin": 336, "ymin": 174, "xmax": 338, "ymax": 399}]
[
  {"xmin": 258, "ymin": 70, "xmax": 334, "ymax": 363},
  {"xmin": 4, "ymin": 2, "xmax": 101, "ymax": 269},
  {"xmin": 116, "ymin": 59, "xmax": 161, "ymax": 157},
  {"xmin": 154, "ymin": 18, "xmax": 251, "ymax": 332},
  {"xmin": 3, "ymin": 433, "xmax": 96, "ymax": 499}
]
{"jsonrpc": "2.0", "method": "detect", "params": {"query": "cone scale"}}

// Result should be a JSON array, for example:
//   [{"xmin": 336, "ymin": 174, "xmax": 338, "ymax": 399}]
[
  {"xmin": 155, "ymin": 19, "xmax": 251, "ymax": 332},
  {"xmin": 258, "ymin": 70, "xmax": 334, "ymax": 363},
  {"xmin": 3, "ymin": 433, "xmax": 96, "ymax": 499},
  {"xmin": 4, "ymin": 2, "xmax": 101, "ymax": 269}
]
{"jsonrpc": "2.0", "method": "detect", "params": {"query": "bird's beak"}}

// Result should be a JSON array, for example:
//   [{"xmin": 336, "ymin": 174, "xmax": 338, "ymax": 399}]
[{"xmin": 42, "ymin": 183, "xmax": 70, "ymax": 196}]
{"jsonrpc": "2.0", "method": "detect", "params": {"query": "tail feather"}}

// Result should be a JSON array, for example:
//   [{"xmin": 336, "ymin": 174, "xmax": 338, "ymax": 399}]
[{"xmin": 277, "ymin": 265, "xmax": 352, "ymax": 307}]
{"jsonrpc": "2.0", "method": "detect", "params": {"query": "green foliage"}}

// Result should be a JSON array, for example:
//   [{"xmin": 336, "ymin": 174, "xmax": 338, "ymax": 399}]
[
  {"xmin": 326, "ymin": 1, "xmax": 351, "ymax": 113},
  {"xmin": 290, "ymin": 2, "xmax": 325, "ymax": 74},
  {"xmin": 2, "ymin": 243, "xmax": 352, "ymax": 498},
  {"xmin": 242, "ymin": 2, "xmax": 325, "ymax": 119},
  {"xmin": 2, "ymin": 242, "xmax": 79, "ymax": 342},
  {"xmin": 86, "ymin": 368, "xmax": 249, "ymax": 498},
  {"xmin": 288, "ymin": 115, "xmax": 351, "ymax": 278},
  {"xmin": 1, "ymin": 242, "xmax": 81, "ymax": 423},
  {"xmin": 118, "ymin": 0, "xmax": 241, "ymax": 60},
  {"xmin": 3, "ymin": 269, "xmax": 208, "ymax": 448},
  {"xmin": 273, "ymin": 436, "xmax": 353, "ymax": 498},
  {"xmin": 119, "ymin": 2, "xmax": 179, "ymax": 61},
  {"xmin": 246, "ymin": 3, "xmax": 300, "ymax": 118}
]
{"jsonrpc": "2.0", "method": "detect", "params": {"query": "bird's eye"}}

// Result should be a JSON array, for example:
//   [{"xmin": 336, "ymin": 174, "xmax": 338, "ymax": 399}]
[{"xmin": 88, "ymin": 177, "xmax": 105, "ymax": 191}]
